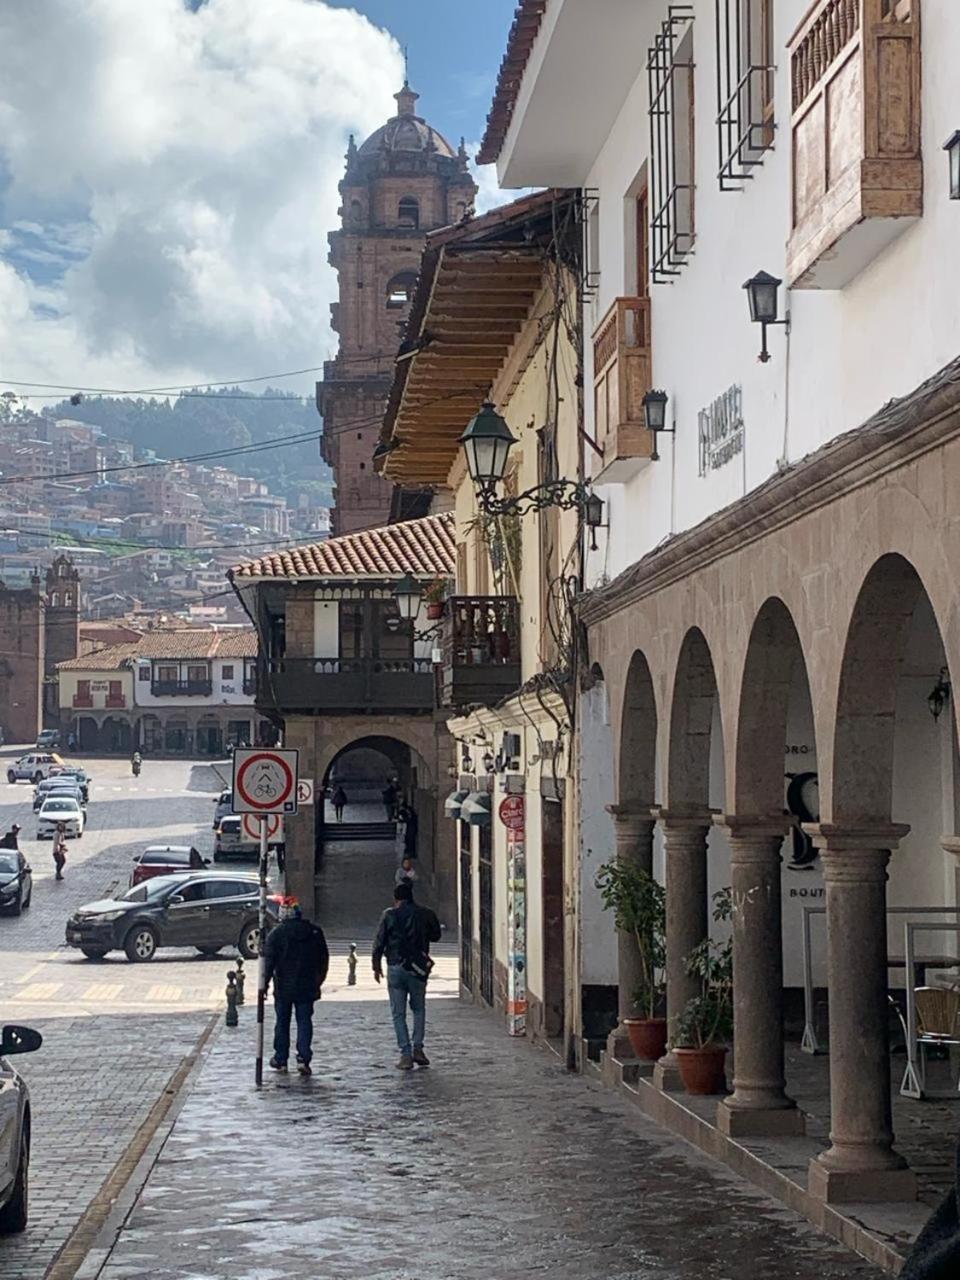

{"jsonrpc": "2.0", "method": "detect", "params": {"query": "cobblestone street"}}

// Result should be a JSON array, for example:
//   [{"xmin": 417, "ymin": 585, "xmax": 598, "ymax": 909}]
[{"xmin": 91, "ymin": 995, "xmax": 886, "ymax": 1280}]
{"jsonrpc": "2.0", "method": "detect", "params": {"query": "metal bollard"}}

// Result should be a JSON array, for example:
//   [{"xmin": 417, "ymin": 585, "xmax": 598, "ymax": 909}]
[
  {"xmin": 235, "ymin": 957, "xmax": 245, "ymax": 1005},
  {"xmin": 225, "ymin": 971, "xmax": 239, "ymax": 1027},
  {"xmin": 347, "ymin": 943, "xmax": 358, "ymax": 986}
]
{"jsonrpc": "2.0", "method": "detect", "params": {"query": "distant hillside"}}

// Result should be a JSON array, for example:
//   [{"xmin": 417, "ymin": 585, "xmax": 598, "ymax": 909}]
[{"xmin": 48, "ymin": 387, "xmax": 333, "ymax": 505}]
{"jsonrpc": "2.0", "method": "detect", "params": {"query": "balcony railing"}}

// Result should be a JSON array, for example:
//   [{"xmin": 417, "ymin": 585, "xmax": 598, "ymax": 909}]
[
  {"xmin": 72, "ymin": 693, "xmax": 93, "ymax": 709},
  {"xmin": 591, "ymin": 297, "xmax": 653, "ymax": 483},
  {"xmin": 150, "ymin": 679, "xmax": 213, "ymax": 697},
  {"xmin": 260, "ymin": 656, "xmax": 434, "ymax": 713},
  {"xmin": 105, "ymin": 694, "xmax": 127, "ymax": 709},
  {"xmin": 242, "ymin": 677, "xmax": 258, "ymax": 696},
  {"xmin": 786, "ymin": 0, "xmax": 921, "ymax": 287},
  {"xmin": 441, "ymin": 596, "xmax": 522, "ymax": 711}
]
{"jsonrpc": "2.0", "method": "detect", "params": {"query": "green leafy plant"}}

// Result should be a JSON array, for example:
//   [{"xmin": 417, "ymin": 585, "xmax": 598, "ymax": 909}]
[
  {"xmin": 595, "ymin": 860, "xmax": 665, "ymax": 1019},
  {"xmin": 423, "ymin": 578, "xmax": 448, "ymax": 605},
  {"xmin": 673, "ymin": 887, "xmax": 733, "ymax": 1050}
]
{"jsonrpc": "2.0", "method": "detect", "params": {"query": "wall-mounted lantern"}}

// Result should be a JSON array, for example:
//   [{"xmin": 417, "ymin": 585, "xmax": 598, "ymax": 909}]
[
  {"xmin": 743, "ymin": 270, "xmax": 789, "ymax": 363},
  {"xmin": 928, "ymin": 667, "xmax": 951, "ymax": 721},
  {"xmin": 944, "ymin": 132, "xmax": 960, "ymax": 200},
  {"xmin": 642, "ymin": 389, "xmax": 674, "ymax": 462}
]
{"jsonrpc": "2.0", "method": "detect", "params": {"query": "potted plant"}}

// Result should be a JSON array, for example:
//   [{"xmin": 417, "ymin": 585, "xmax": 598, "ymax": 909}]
[
  {"xmin": 424, "ymin": 579, "xmax": 447, "ymax": 620},
  {"xmin": 596, "ymin": 859, "xmax": 667, "ymax": 1061},
  {"xmin": 673, "ymin": 887, "xmax": 733, "ymax": 1095}
]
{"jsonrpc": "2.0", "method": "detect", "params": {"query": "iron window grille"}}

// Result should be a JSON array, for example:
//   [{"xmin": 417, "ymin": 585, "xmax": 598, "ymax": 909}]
[
  {"xmin": 715, "ymin": 0, "xmax": 776, "ymax": 190},
  {"xmin": 647, "ymin": 5, "xmax": 696, "ymax": 283}
]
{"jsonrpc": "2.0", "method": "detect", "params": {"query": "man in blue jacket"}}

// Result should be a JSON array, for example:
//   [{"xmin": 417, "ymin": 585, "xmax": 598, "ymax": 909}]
[{"xmin": 264, "ymin": 899, "xmax": 329, "ymax": 1077}]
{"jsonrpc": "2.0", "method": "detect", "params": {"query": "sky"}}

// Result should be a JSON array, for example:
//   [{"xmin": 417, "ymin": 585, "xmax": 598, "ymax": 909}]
[{"xmin": 0, "ymin": 0, "xmax": 521, "ymax": 408}]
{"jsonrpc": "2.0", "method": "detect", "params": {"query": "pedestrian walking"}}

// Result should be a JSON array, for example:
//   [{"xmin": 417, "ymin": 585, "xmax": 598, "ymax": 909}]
[
  {"xmin": 401, "ymin": 803, "xmax": 419, "ymax": 860},
  {"xmin": 372, "ymin": 881, "xmax": 441, "ymax": 1069},
  {"xmin": 0, "ymin": 823, "xmax": 21, "ymax": 850},
  {"xmin": 901, "ymin": 1132, "xmax": 960, "ymax": 1277},
  {"xmin": 394, "ymin": 856, "xmax": 417, "ymax": 890},
  {"xmin": 52, "ymin": 823, "xmax": 67, "ymax": 881},
  {"xmin": 382, "ymin": 780, "xmax": 398, "ymax": 821},
  {"xmin": 332, "ymin": 784, "xmax": 347, "ymax": 822},
  {"xmin": 263, "ymin": 899, "xmax": 329, "ymax": 1077}
]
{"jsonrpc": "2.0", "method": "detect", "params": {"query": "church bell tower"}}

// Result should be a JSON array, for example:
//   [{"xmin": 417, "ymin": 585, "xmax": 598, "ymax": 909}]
[{"xmin": 318, "ymin": 83, "xmax": 477, "ymax": 535}]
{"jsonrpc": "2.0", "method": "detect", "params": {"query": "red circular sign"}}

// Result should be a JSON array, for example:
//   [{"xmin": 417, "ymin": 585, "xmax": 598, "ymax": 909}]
[
  {"xmin": 499, "ymin": 795, "xmax": 525, "ymax": 830},
  {"xmin": 236, "ymin": 752, "xmax": 296, "ymax": 812},
  {"xmin": 241, "ymin": 813, "xmax": 282, "ymax": 842}
]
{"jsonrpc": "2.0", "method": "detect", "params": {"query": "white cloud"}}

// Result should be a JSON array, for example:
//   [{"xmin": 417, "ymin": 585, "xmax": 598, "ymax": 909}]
[
  {"xmin": 468, "ymin": 146, "xmax": 538, "ymax": 218},
  {"xmin": 0, "ymin": 0, "xmax": 404, "ymax": 398}
]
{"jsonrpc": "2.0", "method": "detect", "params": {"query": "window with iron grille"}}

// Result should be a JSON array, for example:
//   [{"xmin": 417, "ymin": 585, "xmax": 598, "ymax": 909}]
[
  {"xmin": 647, "ymin": 6, "xmax": 696, "ymax": 283},
  {"xmin": 715, "ymin": 0, "xmax": 776, "ymax": 190}
]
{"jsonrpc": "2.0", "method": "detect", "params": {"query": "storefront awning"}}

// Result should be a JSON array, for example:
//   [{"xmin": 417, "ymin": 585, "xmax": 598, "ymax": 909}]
[
  {"xmin": 444, "ymin": 788, "xmax": 469, "ymax": 820},
  {"xmin": 460, "ymin": 791, "xmax": 492, "ymax": 827}
]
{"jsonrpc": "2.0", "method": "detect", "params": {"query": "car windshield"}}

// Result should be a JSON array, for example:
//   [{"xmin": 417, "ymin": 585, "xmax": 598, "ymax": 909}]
[
  {"xmin": 123, "ymin": 878, "xmax": 177, "ymax": 903},
  {"xmin": 142, "ymin": 849, "xmax": 190, "ymax": 864},
  {"xmin": 0, "ymin": 854, "xmax": 18, "ymax": 873},
  {"xmin": 43, "ymin": 799, "xmax": 77, "ymax": 812}
]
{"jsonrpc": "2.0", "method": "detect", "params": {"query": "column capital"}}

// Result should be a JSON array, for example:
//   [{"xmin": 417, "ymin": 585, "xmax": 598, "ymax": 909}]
[
  {"xmin": 653, "ymin": 807, "xmax": 714, "ymax": 832},
  {"xmin": 606, "ymin": 802, "xmax": 655, "ymax": 825},
  {"xmin": 714, "ymin": 813, "xmax": 790, "ymax": 841},
  {"xmin": 941, "ymin": 835, "xmax": 960, "ymax": 861},
  {"xmin": 803, "ymin": 823, "xmax": 910, "ymax": 853}
]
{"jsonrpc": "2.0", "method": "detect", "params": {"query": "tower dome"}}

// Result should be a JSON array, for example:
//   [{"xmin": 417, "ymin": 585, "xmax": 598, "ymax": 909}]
[{"xmin": 357, "ymin": 82, "xmax": 457, "ymax": 159}]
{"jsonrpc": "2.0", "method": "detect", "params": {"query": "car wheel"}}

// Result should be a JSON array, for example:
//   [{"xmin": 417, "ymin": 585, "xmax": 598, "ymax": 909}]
[
  {"xmin": 81, "ymin": 947, "xmax": 108, "ymax": 960},
  {"xmin": 196, "ymin": 945, "xmax": 221, "ymax": 956},
  {"xmin": 124, "ymin": 924, "xmax": 158, "ymax": 962},
  {"xmin": 32, "ymin": 772, "xmax": 42, "ymax": 784},
  {"xmin": 0, "ymin": 1130, "xmax": 28, "ymax": 1233},
  {"xmin": 22, "ymin": 887, "xmax": 31, "ymax": 909},
  {"xmin": 6, "ymin": 771, "xmax": 15, "ymax": 784},
  {"xmin": 238, "ymin": 921, "xmax": 262, "ymax": 959},
  {"xmin": 9, "ymin": 890, "xmax": 22, "ymax": 917}
]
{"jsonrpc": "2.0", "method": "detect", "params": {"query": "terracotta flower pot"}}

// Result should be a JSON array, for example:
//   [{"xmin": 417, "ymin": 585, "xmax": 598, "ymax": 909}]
[
  {"xmin": 674, "ymin": 1045, "xmax": 728, "ymax": 1095},
  {"xmin": 426, "ymin": 602, "xmax": 445, "ymax": 620},
  {"xmin": 624, "ymin": 1017, "xmax": 668, "ymax": 1062}
]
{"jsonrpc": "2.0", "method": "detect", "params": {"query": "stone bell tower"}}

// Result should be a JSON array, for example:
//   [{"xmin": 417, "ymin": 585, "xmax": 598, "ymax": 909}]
[
  {"xmin": 318, "ymin": 83, "xmax": 477, "ymax": 535},
  {"xmin": 43, "ymin": 555, "xmax": 80, "ymax": 725}
]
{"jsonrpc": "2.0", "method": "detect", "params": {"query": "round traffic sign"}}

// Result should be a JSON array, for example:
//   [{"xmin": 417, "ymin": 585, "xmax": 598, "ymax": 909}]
[
  {"xmin": 241, "ymin": 813, "xmax": 282, "ymax": 842},
  {"xmin": 235, "ymin": 751, "xmax": 296, "ymax": 812},
  {"xmin": 499, "ymin": 794, "xmax": 525, "ymax": 831}
]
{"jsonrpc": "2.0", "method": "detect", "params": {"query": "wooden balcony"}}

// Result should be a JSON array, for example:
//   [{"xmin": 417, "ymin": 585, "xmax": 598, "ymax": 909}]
[
  {"xmin": 441, "ymin": 596, "xmax": 521, "ymax": 711},
  {"xmin": 151, "ymin": 679, "xmax": 213, "ymax": 697},
  {"xmin": 786, "ymin": 0, "xmax": 922, "ymax": 288},
  {"xmin": 260, "ymin": 656, "xmax": 434, "ymax": 714},
  {"xmin": 72, "ymin": 694, "xmax": 93, "ymax": 709},
  {"xmin": 105, "ymin": 695, "xmax": 127, "ymax": 709},
  {"xmin": 591, "ymin": 297, "xmax": 653, "ymax": 483}
]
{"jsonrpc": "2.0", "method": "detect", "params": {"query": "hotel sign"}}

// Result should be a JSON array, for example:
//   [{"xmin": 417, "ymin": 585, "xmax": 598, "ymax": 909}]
[{"xmin": 698, "ymin": 384, "xmax": 744, "ymax": 475}]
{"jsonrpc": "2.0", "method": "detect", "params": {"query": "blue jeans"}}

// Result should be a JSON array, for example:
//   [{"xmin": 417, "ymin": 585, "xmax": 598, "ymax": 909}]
[
  {"xmin": 273, "ymin": 996, "xmax": 314, "ymax": 1065},
  {"xmin": 387, "ymin": 964, "xmax": 426, "ymax": 1056}
]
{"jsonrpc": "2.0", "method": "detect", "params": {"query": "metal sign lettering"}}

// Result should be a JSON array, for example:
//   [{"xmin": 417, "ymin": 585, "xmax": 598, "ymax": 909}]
[{"xmin": 698, "ymin": 384, "xmax": 744, "ymax": 475}]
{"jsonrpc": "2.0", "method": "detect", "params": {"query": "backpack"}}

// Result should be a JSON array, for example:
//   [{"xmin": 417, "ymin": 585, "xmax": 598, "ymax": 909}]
[{"xmin": 396, "ymin": 906, "xmax": 435, "ymax": 980}]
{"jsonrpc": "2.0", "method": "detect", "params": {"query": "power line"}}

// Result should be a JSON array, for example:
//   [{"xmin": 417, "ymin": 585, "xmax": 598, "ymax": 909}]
[
  {"xmin": 0, "ymin": 365, "xmax": 328, "ymax": 395},
  {"xmin": 10, "ymin": 528, "xmax": 325, "ymax": 554}
]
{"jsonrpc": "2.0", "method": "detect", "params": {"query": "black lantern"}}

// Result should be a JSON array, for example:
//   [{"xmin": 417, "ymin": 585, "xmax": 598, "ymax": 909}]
[
  {"xmin": 583, "ymin": 491, "xmax": 604, "ymax": 550},
  {"xmin": 392, "ymin": 572, "xmax": 421, "ymax": 622},
  {"xmin": 642, "ymin": 388, "xmax": 674, "ymax": 462},
  {"xmin": 459, "ymin": 402, "xmax": 517, "ymax": 488},
  {"xmin": 928, "ymin": 667, "xmax": 951, "ymax": 721},
  {"xmin": 482, "ymin": 751, "xmax": 496, "ymax": 774},
  {"xmin": 743, "ymin": 270, "xmax": 787, "ymax": 364},
  {"xmin": 944, "ymin": 132, "xmax": 960, "ymax": 200}
]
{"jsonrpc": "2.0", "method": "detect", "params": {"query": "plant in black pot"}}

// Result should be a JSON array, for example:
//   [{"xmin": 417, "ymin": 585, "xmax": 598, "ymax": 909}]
[
  {"xmin": 673, "ymin": 887, "xmax": 734, "ymax": 1095},
  {"xmin": 596, "ymin": 859, "xmax": 666, "ymax": 1061}
]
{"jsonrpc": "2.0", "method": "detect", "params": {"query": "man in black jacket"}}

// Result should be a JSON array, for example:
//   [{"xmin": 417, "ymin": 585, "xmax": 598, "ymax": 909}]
[
  {"xmin": 372, "ymin": 881, "xmax": 441, "ymax": 1069},
  {"xmin": 264, "ymin": 900, "xmax": 329, "ymax": 1077}
]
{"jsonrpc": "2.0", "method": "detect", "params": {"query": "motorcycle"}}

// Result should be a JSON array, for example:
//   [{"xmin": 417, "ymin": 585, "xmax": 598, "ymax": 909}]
[{"xmin": 132, "ymin": 757, "xmax": 141, "ymax": 777}]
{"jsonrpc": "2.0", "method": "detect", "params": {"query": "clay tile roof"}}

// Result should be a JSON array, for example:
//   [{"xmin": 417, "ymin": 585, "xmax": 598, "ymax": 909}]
[
  {"xmin": 135, "ymin": 631, "xmax": 219, "ymax": 660},
  {"xmin": 214, "ymin": 631, "xmax": 259, "ymax": 658},
  {"xmin": 477, "ymin": 0, "xmax": 549, "ymax": 166},
  {"xmin": 56, "ymin": 643, "xmax": 141, "ymax": 672},
  {"xmin": 229, "ymin": 511, "xmax": 455, "ymax": 581}
]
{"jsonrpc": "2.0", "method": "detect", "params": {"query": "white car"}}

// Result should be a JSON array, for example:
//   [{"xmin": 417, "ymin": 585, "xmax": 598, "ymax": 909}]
[
  {"xmin": 7, "ymin": 754, "xmax": 64, "ymax": 785},
  {"xmin": 37, "ymin": 796, "xmax": 84, "ymax": 839}
]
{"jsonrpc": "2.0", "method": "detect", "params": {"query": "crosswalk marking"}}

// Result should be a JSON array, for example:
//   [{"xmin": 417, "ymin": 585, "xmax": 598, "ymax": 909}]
[
  {"xmin": 146, "ymin": 983, "xmax": 183, "ymax": 1002},
  {"xmin": 13, "ymin": 982, "xmax": 63, "ymax": 1001},
  {"xmin": 81, "ymin": 983, "xmax": 123, "ymax": 1002}
]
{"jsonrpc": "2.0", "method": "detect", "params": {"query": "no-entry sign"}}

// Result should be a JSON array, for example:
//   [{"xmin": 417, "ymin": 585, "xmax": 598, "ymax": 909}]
[
  {"xmin": 232, "ymin": 748, "xmax": 299, "ymax": 815},
  {"xmin": 241, "ymin": 812, "xmax": 283, "ymax": 844}
]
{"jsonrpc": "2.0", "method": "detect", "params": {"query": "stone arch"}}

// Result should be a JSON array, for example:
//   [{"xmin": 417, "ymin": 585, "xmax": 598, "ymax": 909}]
[
  {"xmin": 734, "ymin": 598, "xmax": 815, "ymax": 816},
  {"xmin": 386, "ymin": 270, "xmax": 418, "ymax": 310},
  {"xmin": 617, "ymin": 650, "xmax": 657, "ymax": 808},
  {"xmin": 317, "ymin": 728, "xmax": 434, "ymax": 793},
  {"xmin": 666, "ymin": 627, "xmax": 721, "ymax": 811},
  {"xmin": 830, "ymin": 553, "xmax": 950, "ymax": 825}
]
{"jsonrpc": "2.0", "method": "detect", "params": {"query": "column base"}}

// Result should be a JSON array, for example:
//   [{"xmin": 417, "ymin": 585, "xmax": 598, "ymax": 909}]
[
  {"xmin": 808, "ymin": 1158, "xmax": 917, "ymax": 1204},
  {"xmin": 653, "ymin": 1052, "xmax": 683, "ymax": 1091},
  {"xmin": 606, "ymin": 1024, "xmax": 636, "ymax": 1063},
  {"xmin": 717, "ymin": 1099, "xmax": 806, "ymax": 1138}
]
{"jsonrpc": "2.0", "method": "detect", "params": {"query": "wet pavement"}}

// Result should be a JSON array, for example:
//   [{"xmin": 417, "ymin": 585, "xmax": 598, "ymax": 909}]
[{"xmin": 92, "ymin": 995, "xmax": 886, "ymax": 1280}]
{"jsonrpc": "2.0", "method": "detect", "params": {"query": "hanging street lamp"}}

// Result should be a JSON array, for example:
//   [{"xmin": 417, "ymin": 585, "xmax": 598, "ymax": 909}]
[
  {"xmin": 642, "ymin": 388, "xmax": 675, "ymax": 462},
  {"xmin": 743, "ymin": 270, "xmax": 789, "ymax": 363},
  {"xmin": 392, "ymin": 572, "xmax": 422, "ymax": 622}
]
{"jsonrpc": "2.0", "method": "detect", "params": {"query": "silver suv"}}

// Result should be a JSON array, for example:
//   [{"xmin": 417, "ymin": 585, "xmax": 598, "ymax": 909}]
[
  {"xmin": 0, "ymin": 1023, "xmax": 41, "ymax": 1233},
  {"xmin": 7, "ymin": 754, "xmax": 62, "ymax": 785}
]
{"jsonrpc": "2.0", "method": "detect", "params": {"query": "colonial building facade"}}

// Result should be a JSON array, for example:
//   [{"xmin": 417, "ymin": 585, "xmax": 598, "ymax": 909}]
[{"xmin": 475, "ymin": 0, "xmax": 960, "ymax": 1259}]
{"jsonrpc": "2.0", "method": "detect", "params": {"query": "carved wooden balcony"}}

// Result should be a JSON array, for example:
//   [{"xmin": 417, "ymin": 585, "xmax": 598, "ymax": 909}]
[
  {"xmin": 441, "ymin": 596, "xmax": 521, "ymax": 711},
  {"xmin": 787, "ymin": 0, "xmax": 921, "ymax": 288},
  {"xmin": 591, "ymin": 297, "xmax": 653, "ymax": 483}
]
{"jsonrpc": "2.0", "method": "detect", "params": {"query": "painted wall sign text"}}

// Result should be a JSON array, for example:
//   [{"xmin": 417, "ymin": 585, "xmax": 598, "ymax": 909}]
[{"xmin": 698, "ymin": 384, "xmax": 744, "ymax": 475}]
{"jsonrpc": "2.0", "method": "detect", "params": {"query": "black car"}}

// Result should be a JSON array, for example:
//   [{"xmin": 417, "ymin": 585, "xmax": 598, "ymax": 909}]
[
  {"xmin": 0, "ymin": 852, "xmax": 32, "ymax": 916},
  {"xmin": 65, "ymin": 871, "xmax": 276, "ymax": 962},
  {"xmin": 0, "ymin": 1023, "xmax": 42, "ymax": 1234}
]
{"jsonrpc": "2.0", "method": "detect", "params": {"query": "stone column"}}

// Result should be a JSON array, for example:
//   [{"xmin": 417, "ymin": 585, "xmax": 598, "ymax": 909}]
[
  {"xmin": 717, "ymin": 816, "xmax": 804, "ymax": 1136},
  {"xmin": 653, "ymin": 811, "xmax": 711, "ymax": 1090},
  {"xmin": 806, "ymin": 824, "xmax": 916, "ymax": 1204},
  {"xmin": 605, "ymin": 804, "xmax": 655, "ymax": 1061}
]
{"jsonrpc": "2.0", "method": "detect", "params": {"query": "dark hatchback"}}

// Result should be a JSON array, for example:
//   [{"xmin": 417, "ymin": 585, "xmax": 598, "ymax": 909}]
[
  {"xmin": 65, "ymin": 872, "xmax": 277, "ymax": 962},
  {"xmin": 0, "ymin": 852, "xmax": 32, "ymax": 916}
]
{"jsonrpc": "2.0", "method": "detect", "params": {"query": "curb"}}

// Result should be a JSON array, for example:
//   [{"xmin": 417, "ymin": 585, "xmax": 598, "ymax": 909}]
[{"xmin": 46, "ymin": 1009, "xmax": 222, "ymax": 1280}]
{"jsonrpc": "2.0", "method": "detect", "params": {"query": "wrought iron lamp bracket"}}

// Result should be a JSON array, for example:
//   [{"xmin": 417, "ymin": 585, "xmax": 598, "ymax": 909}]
[{"xmin": 476, "ymin": 479, "xmax": 591, "ymax": 518}]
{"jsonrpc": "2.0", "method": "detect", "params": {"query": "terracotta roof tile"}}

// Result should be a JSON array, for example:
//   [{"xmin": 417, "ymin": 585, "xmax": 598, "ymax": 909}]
[
  {"xmin": 477, "ymin": 0, "xmax": 548, "ymax": 166},
  {"xmin": 230, "ymin": 511, "xmax": 455, "ymax": 581},
  {"xmin": 57, "ymin": 643, "xmax": 141, "ymax": 672},
  {"xmin": 56, "ymin": 628, "xmax": 258, "ymax": 669}
]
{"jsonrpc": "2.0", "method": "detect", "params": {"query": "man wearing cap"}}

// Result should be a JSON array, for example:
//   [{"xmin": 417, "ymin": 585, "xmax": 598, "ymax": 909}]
[{"xmin": 263, "ymin": 899, "xmax": 329, "ymax": 1077}]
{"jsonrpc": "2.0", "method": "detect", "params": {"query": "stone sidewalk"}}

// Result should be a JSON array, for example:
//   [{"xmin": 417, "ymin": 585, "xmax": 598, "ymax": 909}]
[{"xmin": 88, "ymin": 995, "xmax": 889, "ymax": 1280}]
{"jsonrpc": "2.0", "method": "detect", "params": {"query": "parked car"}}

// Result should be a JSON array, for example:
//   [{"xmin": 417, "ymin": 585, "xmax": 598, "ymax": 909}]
[
  {"xmin": 51, "ymin": 767, "xmax": 90, "ymax": 803},
  {"xmin": 0, "ymin": 1023, "xmax": 42, "ymax": 1233},
  {"xmin": 36, "ymin": 796, "xmax": 84, "ymax": 839},
  {"xmin": 36, "ymin": 729, "xmax": 60, "ymax": 750},
  {"xmin": 7, "ymin": 754, "xmax": 64, "ymax": 785},
  {"xmin": 65, "ymin": 872, "xmax": 277, "ymax": 962},
  {"xmin": 129, "ymin": 845, "xmax": 208, "ymax": 888},
  {"xmin": 33, "ymin": 778, "xmax": 85, "ymax": 812},
  {"xmin": 212, "ymin": 789, "xmax": 233, "ymax": 829},
  {"xmin": 0, "ymin": 851, "xmax": 32, "ymax": 916},
  {"xmin": 213, "ymin": 815, "xmax": 258, "ymax": 861}
]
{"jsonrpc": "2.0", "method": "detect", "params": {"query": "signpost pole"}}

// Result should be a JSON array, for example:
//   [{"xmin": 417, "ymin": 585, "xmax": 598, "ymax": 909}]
[{"xmin": 255, "ymin": 814, "xmax": 268, "ymax": 1088}]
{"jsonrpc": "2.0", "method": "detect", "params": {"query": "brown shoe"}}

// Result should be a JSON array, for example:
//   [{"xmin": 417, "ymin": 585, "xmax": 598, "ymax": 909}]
[
  {"xmin": 412, "ymin": 1048, "xmax": 430, "ymax": 1067},
  {"xmin": 396, "ymin": 1054, "xmax": 414, "ymax": 1070}
]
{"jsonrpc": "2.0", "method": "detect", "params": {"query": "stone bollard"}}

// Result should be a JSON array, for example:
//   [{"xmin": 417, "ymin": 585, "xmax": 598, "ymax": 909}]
[
  {"xmin": 235, "ymin": 957, "xmax": 245, "ymax": 1005},
  {"xmin": 225, "ymin": 971, "xmax": 239, "ymax": 1027},
  {"xmin": 347, "ymin": 943, "xmax": 358, "ymax": 986}
]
